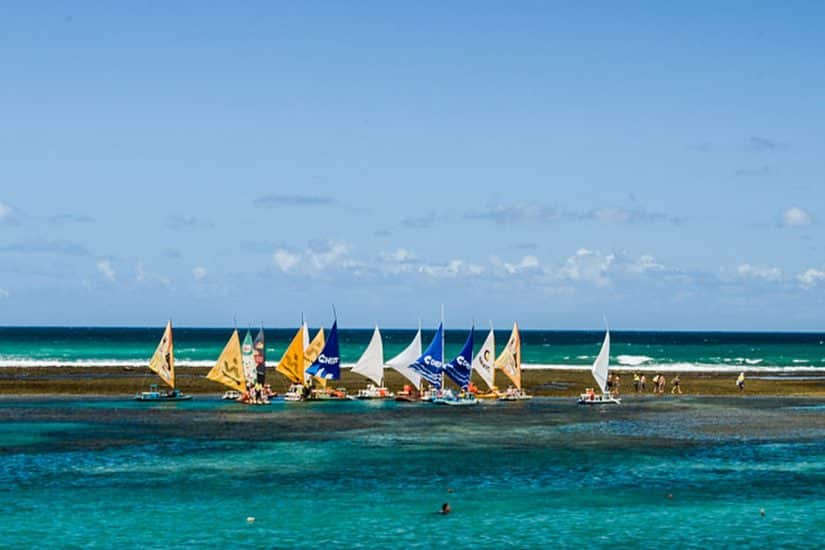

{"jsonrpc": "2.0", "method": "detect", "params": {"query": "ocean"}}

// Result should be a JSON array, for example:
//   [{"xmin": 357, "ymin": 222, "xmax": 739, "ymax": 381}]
[
  {"xmin": 1, "ymin": 396, "xmax": 823, "ymax": 548},
  {"xmin": 1, "ymin": 327, "xmax": 825, "ymax": 372}
]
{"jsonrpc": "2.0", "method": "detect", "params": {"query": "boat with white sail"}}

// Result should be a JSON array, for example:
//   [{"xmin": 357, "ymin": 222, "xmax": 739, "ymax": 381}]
[
  {"xmin": 351, "ymin": 326, "xmax": 394, "ymax": 399},
  {"xmin": 135, "ymin": 321, "xmax": 192, "ymax": 401},
  {"xmin": 578, "ymin": 328, "xmax": 621, "ymax": 405},
  {"xmin": 389, "ymin": 328, "xmax": 423, "ymax": 402}
]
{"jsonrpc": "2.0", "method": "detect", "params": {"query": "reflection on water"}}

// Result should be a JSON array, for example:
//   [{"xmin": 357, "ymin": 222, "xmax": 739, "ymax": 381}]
[{"xmin": 1, "ymin": 397, "xmax": 823, "ymax": 548}]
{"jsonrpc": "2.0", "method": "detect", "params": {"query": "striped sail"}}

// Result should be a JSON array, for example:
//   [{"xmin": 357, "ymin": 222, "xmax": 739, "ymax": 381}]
[
  {"xmin": 386, "ymin": 329, "xmax": 423, "ymax": 388},
  {"xmin": 444, "ymin": 327, "xmax": 474, "ymax": 389},
  {"xmin": 207, "ymin": 329, "xmax": 246, "ymax": 392},
  {"xmin": 148, "ymin": 320, "xmax": 175, "ymax": 388},
  {"xmin": 472, "ymin": 327, "xmax": 495, "ymax": 390},
  {"xmin": 592, "ymin": 330, "xmax": 610, "ymax": 394},
  {"xmin": 306, "ymin": 321, "xmax": 341, "ymax": 380},
  {"xmin": 495, "ymin": 322, "xmax": 521, "ymax": 389},
  {"xmin": 351, "ymin": 326, "xmax": 384, "ymax": 386},
  {"xmin": 410, "ymin": 324, "xmax": 445, "ymax": 389}
]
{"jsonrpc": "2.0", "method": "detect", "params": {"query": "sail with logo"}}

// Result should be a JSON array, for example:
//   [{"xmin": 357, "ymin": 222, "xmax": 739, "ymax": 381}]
[
  {"xmin": 472, "ymin": 325, "xmax": 497, "ymax": 397},
  {"xmin": 437, "ymin": 326, "xmax": 479, "ymax": 406},
  {"xmin": 135, "ymin": 320, "xmax": 191, "ymax": 401},
  {"xmin": 495, "ymin": 322, "xmax": 532, "ymax": 400},
  {"xmin": 444, "ymin": 327, "xmax": 474, "ymax": 389},
  {"xmin": 207, "ymin": 329, "xmax": 247, "ymax": 394},
  {"xmin": 306, "ymin": 321, "xmax": 340, "ymax": 380},
  {"xmin": 242, "ymin": 330, "xmax": 256, "ymax": 385},
  {"xmin": 409, "ymin": 323, "xmax": 445, "ymax": 395}
]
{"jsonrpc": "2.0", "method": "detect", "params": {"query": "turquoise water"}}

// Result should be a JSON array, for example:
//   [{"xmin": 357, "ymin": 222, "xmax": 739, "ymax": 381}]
[
  {"xmin": 1, "ymin": 397, "xmax": 823, "ymax": 548},
  {"xmin": 2, "ymin": 327, "xmax": 825, "ymax": 370}
]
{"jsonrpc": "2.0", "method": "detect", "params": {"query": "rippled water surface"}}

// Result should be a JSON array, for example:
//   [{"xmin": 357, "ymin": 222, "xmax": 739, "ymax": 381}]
[{"xmin": 1, "ymin": 397, "xmax": 823, "ymax": 548}]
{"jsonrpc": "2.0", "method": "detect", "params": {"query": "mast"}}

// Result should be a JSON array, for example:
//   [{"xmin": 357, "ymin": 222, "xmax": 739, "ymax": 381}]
[{"xmin": 440, "ymin": 304, "xmax": 445, "ymax": 390}]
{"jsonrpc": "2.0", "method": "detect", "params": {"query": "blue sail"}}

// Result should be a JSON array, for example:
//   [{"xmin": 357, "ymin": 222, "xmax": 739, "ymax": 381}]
[
  {"xmin": 306, "ymin": 321, "xmax": 341, "ymax": 380},
  {"xmin": 444, "ymin": 327, "xmax": 474, "ymax": 389},
  {"xmin": 409, "ymin": 323, "xmax": 444, "ymax": 388}
]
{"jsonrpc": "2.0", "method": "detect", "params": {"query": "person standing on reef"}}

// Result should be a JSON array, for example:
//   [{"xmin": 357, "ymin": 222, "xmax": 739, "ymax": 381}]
[
  {"xmin": 651, "ymin": 374, "xmax": 660, "ymax": 394},
  {"xmin": 606, "ymin": 373, "xmax": 614, "ymax": 393},
  {"xmin": 737, "ymin": 372, "xmax": 745, "ymax": 392},
  {"xmin": 614, "ymin": 374, "xmax": 621, "ymax": 396},
  {"xmin": 640, "ymin": 374, "xmax": 647, "ymax": 392},
  {"xmin": 657, "ymin": 374, "xmax": 667, "ymax": 395},
  {"xmin": 671, "ymin": 374, "xmax": 682, "ymax": 395},
  {"xmin": 633, "ymin": 373, "xmax": 640, "ymax": 392}
]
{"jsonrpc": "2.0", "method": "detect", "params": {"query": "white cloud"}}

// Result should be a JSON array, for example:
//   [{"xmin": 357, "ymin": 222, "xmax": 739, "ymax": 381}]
[
  {"xmin": 798, "ymin": 268, "xmax": 825, "ymax": 289},
  {"xmin": 419, "ymin": 259, "xmax": 484, "ymax": 279},
  {"xmin": 192, "ymin": 266, "xmax": 207, "ymax": 280},
  {"xmin": 0, "ymin": 202, "xmax": 12, "ymax": 222},
  {"xmin": 556, "ymin": 248, "xmax": 615, "ymax": 287},
  {"xmin": 0, "ymin": 288, "xmax": 9, "ymax": 299},
  {"xmin": 273, "ymin": 249, "xmax": 300, "ymax": 272},
  {"xmin": 783, "ymin": 207, "xmax": 811, "ymax": 227},
  {"xmin": 96, "ymin": 260, "xmax": 116, "ymax": 282},
  {"xmin": 136, "ymin": 262, "xmax": 172, "ymax": 288},
  {"xmin": 625, "ymin": 254, "xmax": 666, "ymax": 274},
  {"xmin": 500, "ymin": 255, "xmax": 540, "ymax": 275},
  {"xmin": 307, "ymin": 241, "xmax": 351, "ymax": 270},
  {"xmin": 737, "ymin": 264, "xmax": 783, "ymax": 282}
]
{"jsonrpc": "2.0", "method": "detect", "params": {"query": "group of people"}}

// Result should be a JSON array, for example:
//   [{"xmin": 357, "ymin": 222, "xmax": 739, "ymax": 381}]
[{"xmin": 615, "ymin": 372, "xmax": 683, "ymax": 395}]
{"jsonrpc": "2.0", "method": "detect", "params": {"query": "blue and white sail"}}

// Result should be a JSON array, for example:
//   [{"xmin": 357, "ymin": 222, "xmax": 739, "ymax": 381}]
[
  {"xmin": 444, "ymin": 327, "xmax": 474, "ymax": 389},
  {"xmin": 409, "ymin": 323, "xmax": 445, "ymax": 389},
  {"xmin": 306, "ymin": 321, "xmax": 341, "ymax": 380}
]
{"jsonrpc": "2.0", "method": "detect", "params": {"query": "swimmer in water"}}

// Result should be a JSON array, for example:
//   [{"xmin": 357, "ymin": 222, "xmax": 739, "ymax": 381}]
[{"xmin": 440, "ymin": 503, "xmax": 451, "ymax": 515}]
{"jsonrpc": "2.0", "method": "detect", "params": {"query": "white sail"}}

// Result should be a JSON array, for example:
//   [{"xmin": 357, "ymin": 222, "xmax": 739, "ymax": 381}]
[
  {"xmin": 472, "ymin": 328, "xmax": 496, "ymax": 390},
  {"xmin": 386, "ymin": 329, "xmax": 422, "ymax": 388},
  {"xmin": 352, "ymin": 326, "xmax": 385, "ymax": 386},
  {"xmin": 592, "ymin": 330, "xmax": 610, "ymax": 393},
  {"xmin": 302, "ymin": 321, "xmax": 310, "ymax": 350}
]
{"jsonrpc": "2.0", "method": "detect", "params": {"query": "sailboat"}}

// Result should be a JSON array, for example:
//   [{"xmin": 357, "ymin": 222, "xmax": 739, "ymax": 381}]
[
  {"xmin": 389, "ymin": 328, "xmax": 423, "ymax": 401},
  {"xmin": 496, "ymin": 322, "xmax": 532, "ymax": 401},
  {"xmin": 135, "ymin": 320, "xmax": 192, "ymax": 401},
  {"xmin": 578, "ymin": 328, "xmax": 621, "ymax": 405},
  {"xmin": 305, "ymin": 320, "xmax": 348, "ymax": 400},
  {"xmin": 277, "ymin": 324, "xmax": 312, "ymax": 401},
  {"xmin": 438, "ymin": 326, "xmax": 478, "ymax": 406},
  {"xmin": 351, "ymin": 326, "xmax": 393, "ymax": 399},
  {"xmin": 409, "ymin": 322, "xmax": 446, "ymax": 402},
  {"xmin": 206, "ymin": 329, "xmax": 254, "ymax": 402},
  {"xmin": 472, "ymin": 325, "xmax": 500, "ymax": 399}
]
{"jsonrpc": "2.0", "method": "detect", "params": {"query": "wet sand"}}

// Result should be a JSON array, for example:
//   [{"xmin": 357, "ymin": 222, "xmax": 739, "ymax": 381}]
[{"xmin": 1, "ymin": 366, "xmax": 824, "ymax": 396}]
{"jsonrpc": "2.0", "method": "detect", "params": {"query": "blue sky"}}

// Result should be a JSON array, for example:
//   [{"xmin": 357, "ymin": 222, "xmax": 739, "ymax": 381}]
[{"xmin": 1, "ymin": 1, "xmax": 824, "ymax": 329}]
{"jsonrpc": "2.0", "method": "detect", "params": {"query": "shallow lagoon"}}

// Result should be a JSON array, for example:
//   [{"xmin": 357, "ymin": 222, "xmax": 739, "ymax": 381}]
[{"xmin": 1, "ymin": 397, "xmax": 823, "ymax": 548}]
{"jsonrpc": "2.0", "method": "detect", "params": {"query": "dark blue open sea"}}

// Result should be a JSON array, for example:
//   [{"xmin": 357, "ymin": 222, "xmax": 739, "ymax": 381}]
[{"xmin": 1, "ymin": 397, "xmax": 823, "ymax": 548}]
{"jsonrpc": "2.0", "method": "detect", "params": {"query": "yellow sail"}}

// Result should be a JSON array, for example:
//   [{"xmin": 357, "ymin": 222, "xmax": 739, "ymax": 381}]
[
  {"xmin": 495, "ymin": 322, "xmax": 521, "ymax": 389},
  {"xmin": 206, "ymin": 329, "xmax": 246, "ymax": 392},
  {"xmin": 148, "ymin": 320, "xmax": 175, "ymax": 388},
  {"xmin": 304, "ymin": 328, "xmax": 326, "ymax": 384},
  {"xmin": 276, "ymin": 326, "xmax": 306, "ymax": 384}
]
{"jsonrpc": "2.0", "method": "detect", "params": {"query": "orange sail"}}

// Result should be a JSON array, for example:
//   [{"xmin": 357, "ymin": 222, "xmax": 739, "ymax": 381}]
[
  {"xmin": 276, "ymin": 326, "xmax": 306, "ymax": 384},
  {"xmin": 495, "ymin": 322, "xmax": 521, "ymax": 389}
]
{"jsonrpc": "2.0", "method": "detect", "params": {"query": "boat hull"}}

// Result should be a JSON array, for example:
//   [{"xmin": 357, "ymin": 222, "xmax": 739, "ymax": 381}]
[
  {"xmin": 577, "ymin": 393, "xmax": 621, "ymax": 405},
  {"xmin": 134, "ymin": 393, "xmax": 192, "ymax": 402}
]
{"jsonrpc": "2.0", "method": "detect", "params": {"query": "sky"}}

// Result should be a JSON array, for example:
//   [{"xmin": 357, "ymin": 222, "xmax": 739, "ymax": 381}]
[{"xmin": 1, "ymin": 1, "xmax": 824, "ymax": 330}]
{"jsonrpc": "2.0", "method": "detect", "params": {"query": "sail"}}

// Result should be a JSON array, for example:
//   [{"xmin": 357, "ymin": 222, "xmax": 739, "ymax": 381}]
[
  {"xmin": 304, "ymin": 328, "xmax": 325, "ymax": 365},
  {"xmin": 276, "ymin": 326, "xmax": 306, "ymax": 384},
  {"xmin": 495, "ymin": 322, "xmax": 521, "ymax": 389},
  {"xmin": 148, "ymin": 320, "xmax": 175, "ymax": 388},
  {"xmin": 242, "ymin": 330, "xmax": 256, "ymax": 385},
  {"xmin": 207, "ymin": 329, "xmax": 246, "ymax": 392},
  {"xmin": 306, "ymin": 321, "xmax": 341, "ymax": 380},
  {"xmin": 472, "ymin": 327, "xmax": 495, "ymax": 390},
  {"xmin": 386, "ymin": 329, "xmax": 423, "ymax": 388},
  {"xmin": 592, "ymin": 330, "xmax": 610, "ymax": 394},
  {"xmin": 444, "ymin": 327, "xmax": 474, "ymax": 389},
  {"xmin": 254, "ymin": 326, "xmax": 266, "ymax": 383},
  {"xmin": 352, "ymin": 326, "xmax": 384, "ymax": 386},
  {"xmin": 409, "ymin": 324, "xmax": 445, "ymax": 389}
]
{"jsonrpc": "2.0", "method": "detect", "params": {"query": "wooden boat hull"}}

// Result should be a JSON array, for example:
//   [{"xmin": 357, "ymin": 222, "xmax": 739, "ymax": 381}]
[
  {"xmin": 134, "ymin": 393, "xmax": 192, "ymax": 402},
  {"xmin": 577, "ymin": 393, "xmax": 621, "ymax": 405}
]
